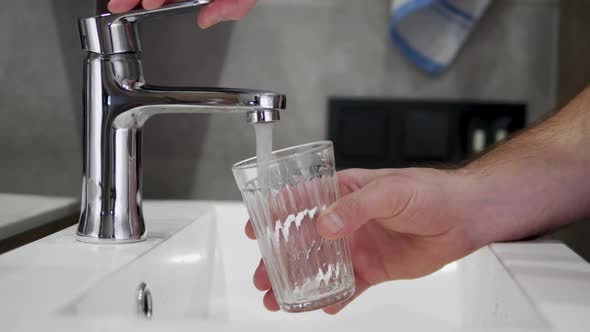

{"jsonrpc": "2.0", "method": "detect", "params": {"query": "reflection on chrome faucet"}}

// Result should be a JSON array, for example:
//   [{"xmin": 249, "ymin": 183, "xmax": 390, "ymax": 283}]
[{"xmin": 76, "ymin": 0, "xmax": 286, "ymax": 243}]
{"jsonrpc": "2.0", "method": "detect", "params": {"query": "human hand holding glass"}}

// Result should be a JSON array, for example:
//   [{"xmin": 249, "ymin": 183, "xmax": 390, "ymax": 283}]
[{"xmin": 246, "ymin": 167, "xmax": 485, "ymax": 314}]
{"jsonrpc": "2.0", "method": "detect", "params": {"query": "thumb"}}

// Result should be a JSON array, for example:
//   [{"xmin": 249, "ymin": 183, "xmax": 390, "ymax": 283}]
[{"xmin": 316, "ymin": 175, "xmax": 416, "ymax": 240}]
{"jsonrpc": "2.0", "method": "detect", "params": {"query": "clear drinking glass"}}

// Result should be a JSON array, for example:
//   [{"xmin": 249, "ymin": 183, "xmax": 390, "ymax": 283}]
[{"xmin": 232, "ymin": 141, "xmax": 355, "ymax": 312}]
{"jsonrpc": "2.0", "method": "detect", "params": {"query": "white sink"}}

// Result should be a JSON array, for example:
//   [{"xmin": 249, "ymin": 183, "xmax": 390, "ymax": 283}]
[{"xmin": 1, "ymin": 201, "xmax": 589, "ymax": 332}]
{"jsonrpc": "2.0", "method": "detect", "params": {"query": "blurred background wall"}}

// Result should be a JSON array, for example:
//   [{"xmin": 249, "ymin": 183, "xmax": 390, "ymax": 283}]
[{"xmin": 0, "ymin": 0, "xmax": 559, "ymax": 200}]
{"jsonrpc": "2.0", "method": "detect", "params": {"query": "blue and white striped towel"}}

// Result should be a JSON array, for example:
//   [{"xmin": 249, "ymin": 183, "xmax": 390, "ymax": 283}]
[{"xmin": 389, "ymin": 0, "xmax": 492, "ymax": 75}]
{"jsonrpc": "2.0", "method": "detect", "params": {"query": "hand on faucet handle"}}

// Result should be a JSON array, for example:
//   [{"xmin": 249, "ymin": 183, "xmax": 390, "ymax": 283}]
[{"xmin": 107, "ymin": 0, "xmax": 258, "ymax": 29}]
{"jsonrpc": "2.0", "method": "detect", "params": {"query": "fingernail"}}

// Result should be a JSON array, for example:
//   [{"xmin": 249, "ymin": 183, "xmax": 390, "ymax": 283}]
[{"xmin": 320, "ymin": 212, "xmax": 344, "ymax": 235}]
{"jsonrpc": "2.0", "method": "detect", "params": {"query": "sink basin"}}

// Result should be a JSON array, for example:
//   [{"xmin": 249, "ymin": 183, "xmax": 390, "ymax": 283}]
[{"xmin": 1, "ymin": 201, "xmax": 589, "ymax": 332}]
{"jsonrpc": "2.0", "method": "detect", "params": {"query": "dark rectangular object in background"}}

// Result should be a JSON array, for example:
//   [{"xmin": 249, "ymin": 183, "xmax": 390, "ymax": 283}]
[{"xmin": 329, "ymin": 99, "xmax": 526, "ymax": 169}]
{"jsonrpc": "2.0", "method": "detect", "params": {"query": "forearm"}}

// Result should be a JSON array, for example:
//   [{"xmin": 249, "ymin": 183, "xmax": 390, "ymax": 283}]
[{"xmin": 462, "ymin": 86, "xmax": 590, "ymax": 245}]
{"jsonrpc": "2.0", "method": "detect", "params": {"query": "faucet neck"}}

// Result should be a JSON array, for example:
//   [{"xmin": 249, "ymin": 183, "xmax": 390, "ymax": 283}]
[{"xmin": 77, "ymin": 54, "xmax": 146, "ymax": 243}]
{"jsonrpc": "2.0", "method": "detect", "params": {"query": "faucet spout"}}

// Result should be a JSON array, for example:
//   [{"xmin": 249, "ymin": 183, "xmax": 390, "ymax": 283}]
[
  {"xmin": 113, "ymin": 86, "xmax": 284, "ymax": 129},
  {"xmin": 77, "ymin": 48, "xmax": 286, "ymax": 243}
]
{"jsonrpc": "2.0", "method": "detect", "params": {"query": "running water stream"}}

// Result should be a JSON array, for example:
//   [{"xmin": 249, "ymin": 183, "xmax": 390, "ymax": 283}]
[{"xmin": 253, "ymin": 122, "xmax": 274, "ymax": 189}]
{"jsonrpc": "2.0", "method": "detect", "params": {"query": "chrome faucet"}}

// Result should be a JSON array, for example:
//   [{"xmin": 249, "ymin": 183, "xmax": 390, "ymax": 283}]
[{"xmin": 76, "ymin": 0, "xmax": 286, "ymax": 243}]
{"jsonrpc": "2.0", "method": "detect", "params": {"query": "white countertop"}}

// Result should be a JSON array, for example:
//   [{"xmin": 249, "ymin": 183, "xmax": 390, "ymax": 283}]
[
  {"xmin": 1, "ymin": 201, "xmax": 589, "ymax": 332},
  {"xmin": 0, "ymin": 193, "xmax": 78, "ymax": 241}
]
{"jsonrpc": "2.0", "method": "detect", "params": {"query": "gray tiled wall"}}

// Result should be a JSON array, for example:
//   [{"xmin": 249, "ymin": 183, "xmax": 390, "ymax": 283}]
[
  {"xmin": 0, "ymin": 0, "xmax": 559, "ymax": 200},
  {"xmin": 0, "ymin": 0, "xmax": 90, "ymax": 197}
]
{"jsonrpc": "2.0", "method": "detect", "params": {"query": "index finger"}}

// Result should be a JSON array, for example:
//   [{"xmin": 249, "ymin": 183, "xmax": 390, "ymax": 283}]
[{"xmin": 336, "ymin": 168, "xmax": 402, "ymax": 196}]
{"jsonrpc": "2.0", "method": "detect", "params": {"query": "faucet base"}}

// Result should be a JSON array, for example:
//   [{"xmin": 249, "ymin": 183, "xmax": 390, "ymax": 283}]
[{"xmin": 75, "ymin": 233, "xmax": 147, "ymax": 244}]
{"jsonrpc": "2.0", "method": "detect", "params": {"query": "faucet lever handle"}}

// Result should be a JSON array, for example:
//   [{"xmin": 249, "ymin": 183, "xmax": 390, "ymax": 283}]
[
  {"xmin": 80, "ymin": 0, "xmax": 212, "ymax": 54},
  {"xmin": 111, "ymin": 0, "xmax": 212, "ymax": 23}
]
